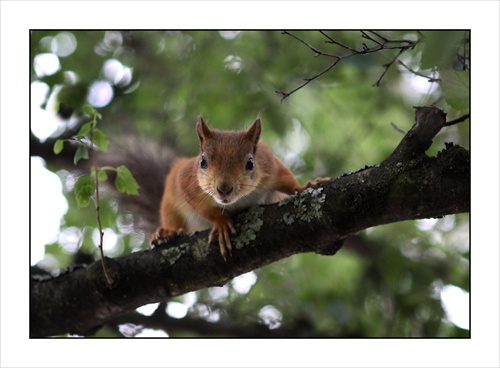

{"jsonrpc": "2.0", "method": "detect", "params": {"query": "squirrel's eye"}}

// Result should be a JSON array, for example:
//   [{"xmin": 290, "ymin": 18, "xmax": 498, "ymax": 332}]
[
  {"xmin": 200, "ymin": 155, "xmax": 208, "ymax": 169},
  {"xmin": 246, "ymin": 157, "xmax": 254, "ymax": 171}
]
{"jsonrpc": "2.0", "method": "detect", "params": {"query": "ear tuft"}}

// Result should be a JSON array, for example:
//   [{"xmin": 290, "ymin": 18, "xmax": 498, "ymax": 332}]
[
  {"xmin": 247, "ymin": 118, "xmax": 262, "ymax": 148},
  {"xmin": 196, "ymin": 116, "xmax": 212, "ymax": 147}
]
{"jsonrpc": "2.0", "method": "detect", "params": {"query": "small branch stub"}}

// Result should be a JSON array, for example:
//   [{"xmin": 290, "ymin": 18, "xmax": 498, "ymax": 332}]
[{"xmin": 388, "ymin": 106, "xmax": 447, "ymax": 162}]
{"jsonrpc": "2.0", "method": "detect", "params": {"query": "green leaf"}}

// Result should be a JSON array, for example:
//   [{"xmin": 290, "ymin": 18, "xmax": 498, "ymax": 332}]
[
  {"xmin": 83, "ymin": 105, "xmax": 102, "ymax": 119},
  {"xmin": 91, "ymin": 167, "xmax": 108, "ymax": 182},
  {"xmin": 74, "ymin": 144, "xmax": 89, "ymax": 165},
  {"xmin": 114, "ymin": 165, "xmax": 139, "ymax": 195},
  {"xmin": 97, "ymin": 168, "xmax": 108, "ymax": 182},
  {"xmin": 77, "ymin": 121, "xmax": 93, "ymax": 137},
  {"xmin": 74, "ymin": 175, "xmax": 96, "ymax": 207},
  {"xmin": 53, "ymin": 139, "xmax": 65, "ymax": 154},
  {"xmin": 92, "ymin": 129, "xmax": 109, "ymax": 152},
  {"xmin": 420, "ymin": 31, "xmax": 464, "ymax": 70},
  {"xmin": 440, "ymin": 70, "xmax": 470, "ymax": 112}
]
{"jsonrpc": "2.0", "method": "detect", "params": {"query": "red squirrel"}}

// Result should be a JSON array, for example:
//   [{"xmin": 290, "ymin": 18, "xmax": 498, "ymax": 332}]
[{"xmin": 151, "ymin": 116, "xmax": 329, "ymax": 259}]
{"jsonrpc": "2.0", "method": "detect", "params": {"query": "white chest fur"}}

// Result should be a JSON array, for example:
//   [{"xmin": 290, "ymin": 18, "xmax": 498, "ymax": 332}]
[{"xmin": 182, "ymin": 187, "xmax": 284, "ymax": 232}]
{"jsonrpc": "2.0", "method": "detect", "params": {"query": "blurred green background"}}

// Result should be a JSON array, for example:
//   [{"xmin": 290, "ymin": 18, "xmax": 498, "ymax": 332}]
[{"xmin": 30, "ymin": 30, "xmax": 470, "ymax": 337}]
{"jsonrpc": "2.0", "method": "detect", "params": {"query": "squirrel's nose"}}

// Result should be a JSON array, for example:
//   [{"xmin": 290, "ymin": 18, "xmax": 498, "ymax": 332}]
[{"xmin": 217, "ymin": 183, "xmax": 233, "ymax": 196}]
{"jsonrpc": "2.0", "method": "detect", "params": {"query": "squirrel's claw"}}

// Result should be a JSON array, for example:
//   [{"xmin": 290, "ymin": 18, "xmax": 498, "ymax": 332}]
[
  {"xmin": 208, "ymin": 218, "xmax": 236, "ymax": 261},
  {"xmin": 151, "ymin": 227, "xmax": 184, "ymax": 247},
  {"xmin": 297, "ymin": 177, "xmax": 330, "ymax": 192}
]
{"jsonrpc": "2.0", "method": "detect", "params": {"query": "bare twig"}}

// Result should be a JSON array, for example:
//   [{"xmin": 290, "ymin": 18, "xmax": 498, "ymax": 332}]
[
  {"xmin": 374, "ymin": 48, "xmax": 406, "ymax": 87},
  {"xmin": 390, "ymin": 122, "xmax": 406, "ymax": 135},
  {"xmin": 361, "ymin": 31, "xmax": 383, "ymax": 47},
  {"xmin": 444, "ymin": 113, "xmax": 470, "ymax": 127},
  {"xmin": 397, "ymin": 60, "xmax": 441, "ymax": 83},
  {"xmin": 277, "ymin": 30, "xmax": 422, "ymax": 101},
  {"xmin": 320, "ymin": 31, "xmax": 357, "ymax": 52},
  {"xmin": 281, "ymin": 31, "xmax": 339, "ymax": 58},
  {"xmin": 276, "ymin": 59, "xmax": 340, "ymax": 101},
  {"xmin": 368, "ymin": 31, "xmax": 416, "ymax": 46}
]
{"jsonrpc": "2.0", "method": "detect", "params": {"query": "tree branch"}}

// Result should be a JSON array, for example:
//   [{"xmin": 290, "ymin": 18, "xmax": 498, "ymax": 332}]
[
  {"xmin": 276, "ymin": 31, "xmax": 422, "ymax": 100},
  {"xmin": 30, "ymin": 106, "xmax": 469, "ymax": 337},
  {"xmin": 444, "ymin": 113, "xmax": 470, "ymax": 127}
]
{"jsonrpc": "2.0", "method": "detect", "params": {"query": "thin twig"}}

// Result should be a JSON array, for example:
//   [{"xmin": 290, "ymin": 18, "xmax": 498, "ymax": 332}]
[
  {"xmin": 369, "ymin": 31, "xmax": 417, "ymax": 45},
  {"xmin": 281, "ymin": 31, "xmax": 339, "ymax": 58},
  {"xmin": 361, "ymin": 30, "xmax": 383, "ymax": 47},
  {"xmin": 373, "ymin": 47, "xmax": 406, "ymax": 87},
  {"xmin": 396, "ymin": 60, "xmax": 441, "ymax": 83},
  {"xmin": 277, "ymin": 30, "xmax": 422, "ymax": 100},
  {"xmin": 90, "ymin": 127, "xmax": 114, "ymax": 287},
  {"xmin": 276, "ymin": 59, "xmax": 340, "ymax": 101},
  {"xmin": 390, "ymin": 122, "xmax": 407, "ymax": 135},
  {"xmin": 444, "ymin": 113, "xmax": 470, "ymax": 127},
  {"xmin": 320, "ymin": 31, "xmax": 358, "ymax": 52}
]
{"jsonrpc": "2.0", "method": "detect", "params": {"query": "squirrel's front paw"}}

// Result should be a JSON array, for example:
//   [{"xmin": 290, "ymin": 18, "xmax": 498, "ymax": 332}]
[
  {"xmin": 208, "ymin": 218, "xmax": 237, "ymax": 261},
  {"xmin": 150, "ymin": 227, "xmax": 184, "ymax": 247},
  {"xmin": 309, "ymin": 177, "xmax": 330, "ymax": 187},
  {"xmin": 296, "ymin": 177, "xmax": 330, "ymax": 193}
]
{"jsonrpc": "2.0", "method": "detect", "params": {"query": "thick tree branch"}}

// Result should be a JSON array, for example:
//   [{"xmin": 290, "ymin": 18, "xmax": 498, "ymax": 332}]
[{"xmin": 30, "ymin": 106, "xmax": 469, "ymax": 337}]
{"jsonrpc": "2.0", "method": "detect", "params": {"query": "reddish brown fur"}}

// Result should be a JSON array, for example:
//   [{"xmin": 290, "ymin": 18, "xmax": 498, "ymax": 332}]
[{"xmin": 151, "ymin": 116, "xmax": 329, "ymax": 259}]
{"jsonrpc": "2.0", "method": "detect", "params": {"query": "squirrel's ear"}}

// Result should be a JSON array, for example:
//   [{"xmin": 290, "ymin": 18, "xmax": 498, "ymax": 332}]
[
  {"xmin": 247, "ymin": 118, "xmax": 262, "ymax": 148},
  {"xmin": 197, "ymin": 116, "xmax": 212, "ymax": 147}
]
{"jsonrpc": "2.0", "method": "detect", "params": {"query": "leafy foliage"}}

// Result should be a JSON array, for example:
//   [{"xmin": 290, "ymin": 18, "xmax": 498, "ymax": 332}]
[
  {"xmin": 73, "ymin": 175, "xmax": 95, "ymax": 208},
  {"xmin": 114, "ymin": 166, "xmax": 139, "ymax": 195},
  {"xmin": 31, "ymin": 30, "xmax": 469, "ymax": 337},
  {"xmin": 440, "ymin": 70, "xmax": 470, "ymax": 112}
]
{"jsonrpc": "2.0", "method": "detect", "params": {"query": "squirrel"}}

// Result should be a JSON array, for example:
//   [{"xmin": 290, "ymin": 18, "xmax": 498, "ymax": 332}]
[{"xmin": 150, "ymin": 116, "xmax": 329, "ymax": 260}]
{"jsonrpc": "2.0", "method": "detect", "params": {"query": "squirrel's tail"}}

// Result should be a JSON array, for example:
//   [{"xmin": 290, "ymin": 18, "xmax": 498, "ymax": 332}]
[{"xmin": 97, "ymin": 138, "xmax": 178, "ymax": 235}]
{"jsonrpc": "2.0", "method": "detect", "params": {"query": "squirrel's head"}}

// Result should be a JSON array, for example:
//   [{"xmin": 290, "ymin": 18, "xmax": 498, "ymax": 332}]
[{"xmin": 196, "ymin": 116, "xmax": 262, "ymax": 206}]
